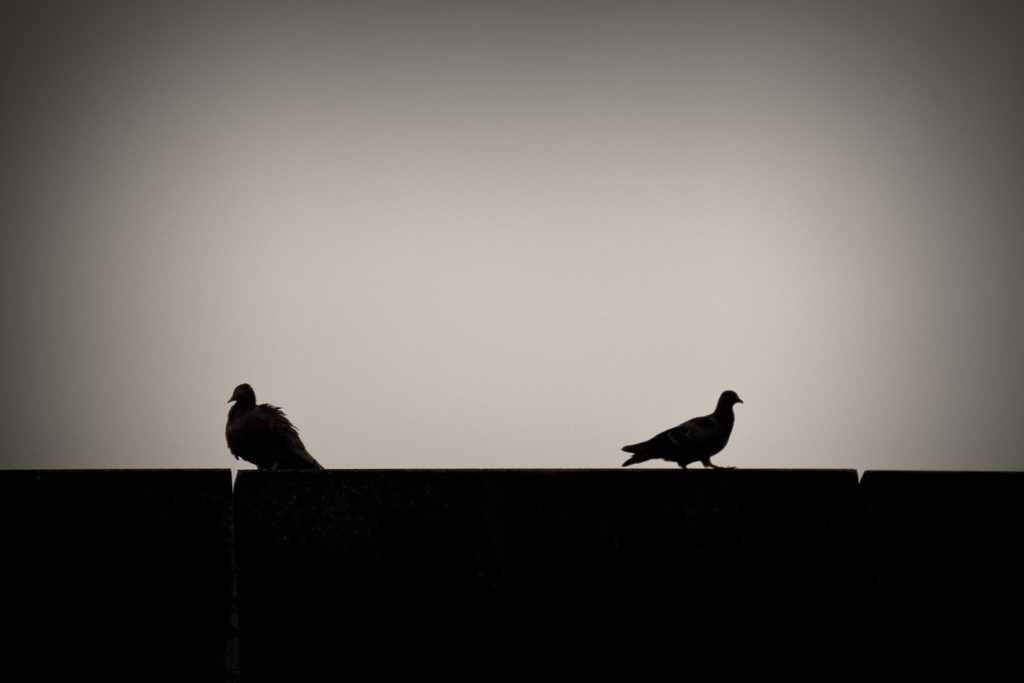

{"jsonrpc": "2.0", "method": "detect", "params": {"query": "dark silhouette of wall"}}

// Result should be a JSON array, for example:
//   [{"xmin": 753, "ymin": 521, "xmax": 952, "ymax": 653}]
[
  {"xmin": 3, "ymin": 468, "xmax": 1022, "ymax": 678},
  {"xmin": 0, "ymin": 470, "xmax": 235, "ymax": 682},
  {"xmin": 862, "ymin": 471, "xmax": 1024, "ymax": 652},
  {"xmin": 233, "ymin": 469, "xmax": 868, "ymax": 676}
]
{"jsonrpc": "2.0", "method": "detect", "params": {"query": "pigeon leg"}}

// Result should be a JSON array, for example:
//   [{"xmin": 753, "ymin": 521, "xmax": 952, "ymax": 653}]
[{"xmin": 701, "ymin": 459, "xmax": 735, "ymax": 469}]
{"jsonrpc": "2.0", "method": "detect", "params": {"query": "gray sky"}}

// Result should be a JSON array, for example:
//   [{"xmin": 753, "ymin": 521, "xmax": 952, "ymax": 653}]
[{"xmin": 2, "ymin": 0, "xmax": 1023, "ymax": 471}]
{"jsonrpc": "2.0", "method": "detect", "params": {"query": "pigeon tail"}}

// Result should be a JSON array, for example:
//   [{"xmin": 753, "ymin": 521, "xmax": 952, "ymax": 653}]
[{"xmin": 621, "ymin": 452, "xmax": 652, "ymax": 467}]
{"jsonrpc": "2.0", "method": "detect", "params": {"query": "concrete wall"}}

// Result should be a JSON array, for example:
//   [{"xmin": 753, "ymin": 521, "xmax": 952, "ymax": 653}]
[
  {"xmin": 861, "ymin": 471, "xmax": 1024, "ymax": 654},
  {"xmin": 2, "ymin": 468, "xmax": 1021, "ymax": 678},
  {"xmin": 0, "ymin": 470, "xmax": 235, "ymax": 682}
]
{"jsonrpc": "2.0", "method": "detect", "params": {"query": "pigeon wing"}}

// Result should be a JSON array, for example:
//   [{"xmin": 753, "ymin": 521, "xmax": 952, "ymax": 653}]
[
  {"xmin": 677, "ymin": 414, "xmax": 720, "ymax": 445},
  {"xmin": 256, "ymin": 404, "xmax": 324, "ymax": 470},
  {"xmin": 624, "ymin": 418, "xmax": 700, "ymax": 455}
]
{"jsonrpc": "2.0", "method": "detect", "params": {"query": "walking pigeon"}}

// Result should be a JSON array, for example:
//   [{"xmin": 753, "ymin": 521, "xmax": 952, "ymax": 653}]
[
  {"xmin": 226, "ymin": 383, "xmax": 324, "ymax": 470},
  {"xmin": 622, "ymin": 390, "xmax": 743, "ymax": 469}
]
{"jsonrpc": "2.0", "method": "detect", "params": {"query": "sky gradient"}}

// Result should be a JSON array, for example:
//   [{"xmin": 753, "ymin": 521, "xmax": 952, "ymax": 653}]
[{"xmin": 3, "ymin": 1, "xmax": 1023, "ymax": 471}]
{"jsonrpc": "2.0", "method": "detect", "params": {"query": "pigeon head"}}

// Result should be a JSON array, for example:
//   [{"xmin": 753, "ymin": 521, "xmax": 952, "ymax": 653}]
[
  {"xmin": 718, "ymin": 390, "xmax": 743, "ymax": 407},
  {"xmin": 229, "ymin": 383, "xmax": 256, "ymax": 405}
]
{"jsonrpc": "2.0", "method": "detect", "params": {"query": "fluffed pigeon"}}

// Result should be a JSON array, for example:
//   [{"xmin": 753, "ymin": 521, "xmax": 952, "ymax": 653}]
[
  {"xmin": 226, "ymin": 383, "xmax": 324, "ymax": 470},
  {"xmin": 622, "ymin": 390, "xmax": 743, "ymax": 469}
]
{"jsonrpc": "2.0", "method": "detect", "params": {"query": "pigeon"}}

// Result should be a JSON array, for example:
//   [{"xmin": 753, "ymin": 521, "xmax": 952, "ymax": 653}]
[
  {"xmin": 226, "ymin": 383, "xmax": 324, "ymax": 470},
  {"xmin": 622, "ymin": 390, "xmax": 743, "ymax": 469}
]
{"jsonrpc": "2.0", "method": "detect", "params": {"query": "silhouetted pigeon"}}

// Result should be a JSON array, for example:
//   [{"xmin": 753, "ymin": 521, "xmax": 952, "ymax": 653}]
[
  {"xmin": 622, "ymin": 390, "xmax": 743, "ymax": 469},
  {"xmin": 226, "ymin": 383, "xmax": 324, "ymax": 470}
]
